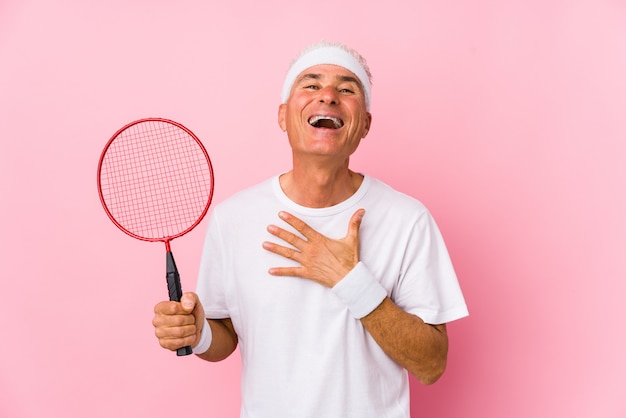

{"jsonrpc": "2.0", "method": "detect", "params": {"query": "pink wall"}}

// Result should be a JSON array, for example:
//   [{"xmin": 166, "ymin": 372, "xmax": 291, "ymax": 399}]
[{"xmin": 1, "ymin": 0, "xmax": 624, "ymax": 417}]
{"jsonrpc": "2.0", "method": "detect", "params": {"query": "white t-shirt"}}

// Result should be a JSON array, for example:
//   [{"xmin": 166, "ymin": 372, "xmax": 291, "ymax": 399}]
[{"xmin": 196, "ymin": 175, "xmax": 468, "ymax": 418}]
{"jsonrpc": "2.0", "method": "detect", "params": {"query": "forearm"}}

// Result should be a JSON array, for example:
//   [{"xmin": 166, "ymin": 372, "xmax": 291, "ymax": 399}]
[
  {"xmin": 196, "ymin": 318, "xmax": 238, "ymax": 362},
  {"xmin": 360, "ymin": 297, "xmax": 449, "ymax": 385}
]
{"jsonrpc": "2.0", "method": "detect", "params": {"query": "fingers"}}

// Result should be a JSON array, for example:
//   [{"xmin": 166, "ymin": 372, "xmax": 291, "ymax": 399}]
[
  {"xmin": 263, "ymin": 213, "xmax": 308, "ymax": 260},
  {"xmin": 265, "ymin": 224, "xmax": 306, "ymax": 250},
  {"xmin": 270, "ymin": 210, "xmax": 365, "ymax": 241},
  {"xmin": 266, "ymin": 266, "xmax": 301, "ymax": 278},
  {"xmin": 262, "ymin": 210, "xmax": 366, "ymax": 286},
  {"xmin": 262, "ymin": 239, "xmax": 301, "ymax": 261},
  {"xmin": 275, "ymin": 211, "xmax": 318, "ymax": 241},
  {"xmin": 153, "ymin": 293, "xmax": 204, "ymax": 352}
]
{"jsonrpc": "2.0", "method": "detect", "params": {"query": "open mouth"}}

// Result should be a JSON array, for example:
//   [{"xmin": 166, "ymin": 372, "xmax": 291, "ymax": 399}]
[{"xmin": 308, "ymin": 115, "xmax": 344, "ymax": 129}]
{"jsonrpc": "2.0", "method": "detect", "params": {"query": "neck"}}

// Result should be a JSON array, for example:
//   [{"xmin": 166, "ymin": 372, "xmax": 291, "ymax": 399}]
[{"xmin": 279, "ymin": 161, "xmax": 363, "ymax": 208}]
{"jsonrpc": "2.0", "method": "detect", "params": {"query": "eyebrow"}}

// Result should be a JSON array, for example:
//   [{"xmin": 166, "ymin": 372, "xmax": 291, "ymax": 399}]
[
  {"xmin": 296, "ymin": 73, "xmax": 361, "ymax": 86},
  {"xmin": 337, "ymin": 75, "xmax": 360, "ymax": 85}
]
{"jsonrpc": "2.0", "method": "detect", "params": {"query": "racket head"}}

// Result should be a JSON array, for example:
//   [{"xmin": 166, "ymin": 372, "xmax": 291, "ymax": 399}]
[{"xmin": 97, "ymin": 118, "xmax": 214, "ymax": 243}]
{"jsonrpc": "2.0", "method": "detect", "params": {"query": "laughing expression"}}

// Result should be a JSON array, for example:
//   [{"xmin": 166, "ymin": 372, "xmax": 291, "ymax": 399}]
[{"xmin": 278, "ymin": 64, "xmax": 372, "ymax": 162}]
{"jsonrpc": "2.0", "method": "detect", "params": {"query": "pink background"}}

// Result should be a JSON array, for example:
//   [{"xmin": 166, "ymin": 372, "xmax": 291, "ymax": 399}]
[{"xmin": 1, "ymin": 0, "xmax": 625, "ymax": 417}]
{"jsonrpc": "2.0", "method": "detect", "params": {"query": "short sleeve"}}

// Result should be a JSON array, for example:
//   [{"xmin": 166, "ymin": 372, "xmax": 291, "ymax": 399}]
[
  {"xmin": 195, "ymin": 210, "xmax": 231, "ymax": 319},
  {"xmin": 391, "ymin": 211, "xmax": 469, "ymax": 325}
]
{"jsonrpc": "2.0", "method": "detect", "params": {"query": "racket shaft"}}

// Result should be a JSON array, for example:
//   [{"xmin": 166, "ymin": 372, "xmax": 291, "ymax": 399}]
[{"xmin": 166, "ymin": 251, "xmax": 193, "ymax": 356}]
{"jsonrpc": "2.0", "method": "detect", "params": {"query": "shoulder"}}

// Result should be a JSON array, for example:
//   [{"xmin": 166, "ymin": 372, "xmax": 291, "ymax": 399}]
[
  {"xmin": 208, "ymin": 177, "xmax": 281, "ymax": 226},
  {"xmin": 214, "ymin": 177, "xmax": 275, "ymax": 210},
  {"xmin": 364, "ymin": 176, "xmax": 429, "ymax": 217}
]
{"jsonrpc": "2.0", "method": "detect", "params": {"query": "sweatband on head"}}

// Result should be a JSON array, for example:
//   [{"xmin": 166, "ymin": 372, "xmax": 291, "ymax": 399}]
[{"xmin": 281, "ymin": 45, "xmax": 372, "ymax": 110}]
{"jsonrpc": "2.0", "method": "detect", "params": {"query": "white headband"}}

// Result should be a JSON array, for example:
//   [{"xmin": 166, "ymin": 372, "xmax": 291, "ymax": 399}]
[{"xmin": 281, "ymin": 46, "xmax": 372, "ymax": 110}]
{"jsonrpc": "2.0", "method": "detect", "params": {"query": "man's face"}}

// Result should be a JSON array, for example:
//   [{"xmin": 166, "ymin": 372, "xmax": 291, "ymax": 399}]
[{"xmin": 278, "ymin": 64, "xmax": 372, "ymax": 162}]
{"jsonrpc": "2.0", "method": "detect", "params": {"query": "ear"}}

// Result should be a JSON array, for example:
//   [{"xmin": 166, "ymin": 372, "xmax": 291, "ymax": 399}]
[
  {"xmin": 278, "ymin": 103, "xmax": 287, "ymax": 132},
  {"xmin": 361, "ymin": 112, "xmax": 372, "ymax": 138}
]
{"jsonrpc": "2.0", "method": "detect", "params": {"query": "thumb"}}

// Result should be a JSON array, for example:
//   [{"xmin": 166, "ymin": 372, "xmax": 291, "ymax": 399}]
[
  {"xmin": 347, "ymin": 208, "xmax": 366, "ymax": 240},
  {"xmin": 180, "ymin": 292, "xmax": 199, "ymax": 313},
  {"xmin": 181, "ymin": 292, "xmax": 205, "ymax": 334}
]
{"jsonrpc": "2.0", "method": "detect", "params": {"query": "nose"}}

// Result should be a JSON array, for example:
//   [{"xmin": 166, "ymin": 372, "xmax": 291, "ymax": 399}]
[{"xmin": 318, "ymin": 86, "xmax": 338, "ymax": 105}]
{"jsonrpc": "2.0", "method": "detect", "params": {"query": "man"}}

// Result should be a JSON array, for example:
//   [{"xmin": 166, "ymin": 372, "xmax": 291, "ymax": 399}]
[{"xmin": 153, "ymin": 41, "xmax": 468, "ymax": 417}]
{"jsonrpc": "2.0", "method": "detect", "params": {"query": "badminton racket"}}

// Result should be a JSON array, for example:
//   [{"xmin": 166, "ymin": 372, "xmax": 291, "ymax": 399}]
[{"xmin": 97, "ymin": 118, "xmax": 214, "ymax": 356}]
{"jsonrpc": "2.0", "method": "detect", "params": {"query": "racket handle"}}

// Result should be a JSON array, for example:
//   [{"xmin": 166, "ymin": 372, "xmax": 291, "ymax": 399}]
[
  {"xmin": 177, "ymin": 346, "xmax": 193, "ymax": 356},
  {"xmin": 166, "ymin": 251, "xmax": 193, "ymax": 357}
]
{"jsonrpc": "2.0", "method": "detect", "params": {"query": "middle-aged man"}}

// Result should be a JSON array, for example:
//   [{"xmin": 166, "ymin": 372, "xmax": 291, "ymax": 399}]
[{"xmin": 153, "ymin": 41, "xmax": 469, "ymax": 418}]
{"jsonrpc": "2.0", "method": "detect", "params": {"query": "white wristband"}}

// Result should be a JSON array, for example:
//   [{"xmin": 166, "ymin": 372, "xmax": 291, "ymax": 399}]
[
  {"xmin": 192, "ymin": 321, "xmax": 213, "ymax": 354},
  {"xmin": 331, "ymin": 262, "xmax": 387, "ymax": 318}
]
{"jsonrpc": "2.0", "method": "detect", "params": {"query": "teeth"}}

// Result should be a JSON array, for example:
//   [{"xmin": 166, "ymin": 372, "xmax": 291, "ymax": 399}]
[{"xmin": 309, "ymin": 115, "xmax": 343, "ymax": 128}]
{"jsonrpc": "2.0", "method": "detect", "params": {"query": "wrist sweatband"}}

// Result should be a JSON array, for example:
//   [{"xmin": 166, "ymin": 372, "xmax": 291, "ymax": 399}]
[
  {"xmin": 331, "ymin": 262, "xmax": 387, "ymax": 318},
  {"xmin": 192, "ymin": 322, "xmax": 213, "ymax": 354}
]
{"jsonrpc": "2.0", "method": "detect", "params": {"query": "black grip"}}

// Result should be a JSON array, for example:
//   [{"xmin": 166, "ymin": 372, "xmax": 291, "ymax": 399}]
[{"xmin": 166, "ymin": 251, "xmax": 193, "ymax": 356}]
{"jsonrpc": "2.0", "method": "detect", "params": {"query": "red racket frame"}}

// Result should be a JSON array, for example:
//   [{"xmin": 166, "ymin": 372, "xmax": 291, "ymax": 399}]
[{"xmin": 97, "ymin": 117, "xmax": 214, "ymax": 251}]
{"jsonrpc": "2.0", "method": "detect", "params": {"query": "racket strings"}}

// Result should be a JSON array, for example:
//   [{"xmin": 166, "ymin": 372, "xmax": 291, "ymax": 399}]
[{"xmin": 99, "ymin": 120, "xmax": 213, "ymax": 240}]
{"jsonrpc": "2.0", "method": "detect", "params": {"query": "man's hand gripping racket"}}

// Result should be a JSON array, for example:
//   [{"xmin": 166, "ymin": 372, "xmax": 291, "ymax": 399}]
[{"xmin": 97, "ymin": 118, "xmax": 214, "ymax": 356}]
